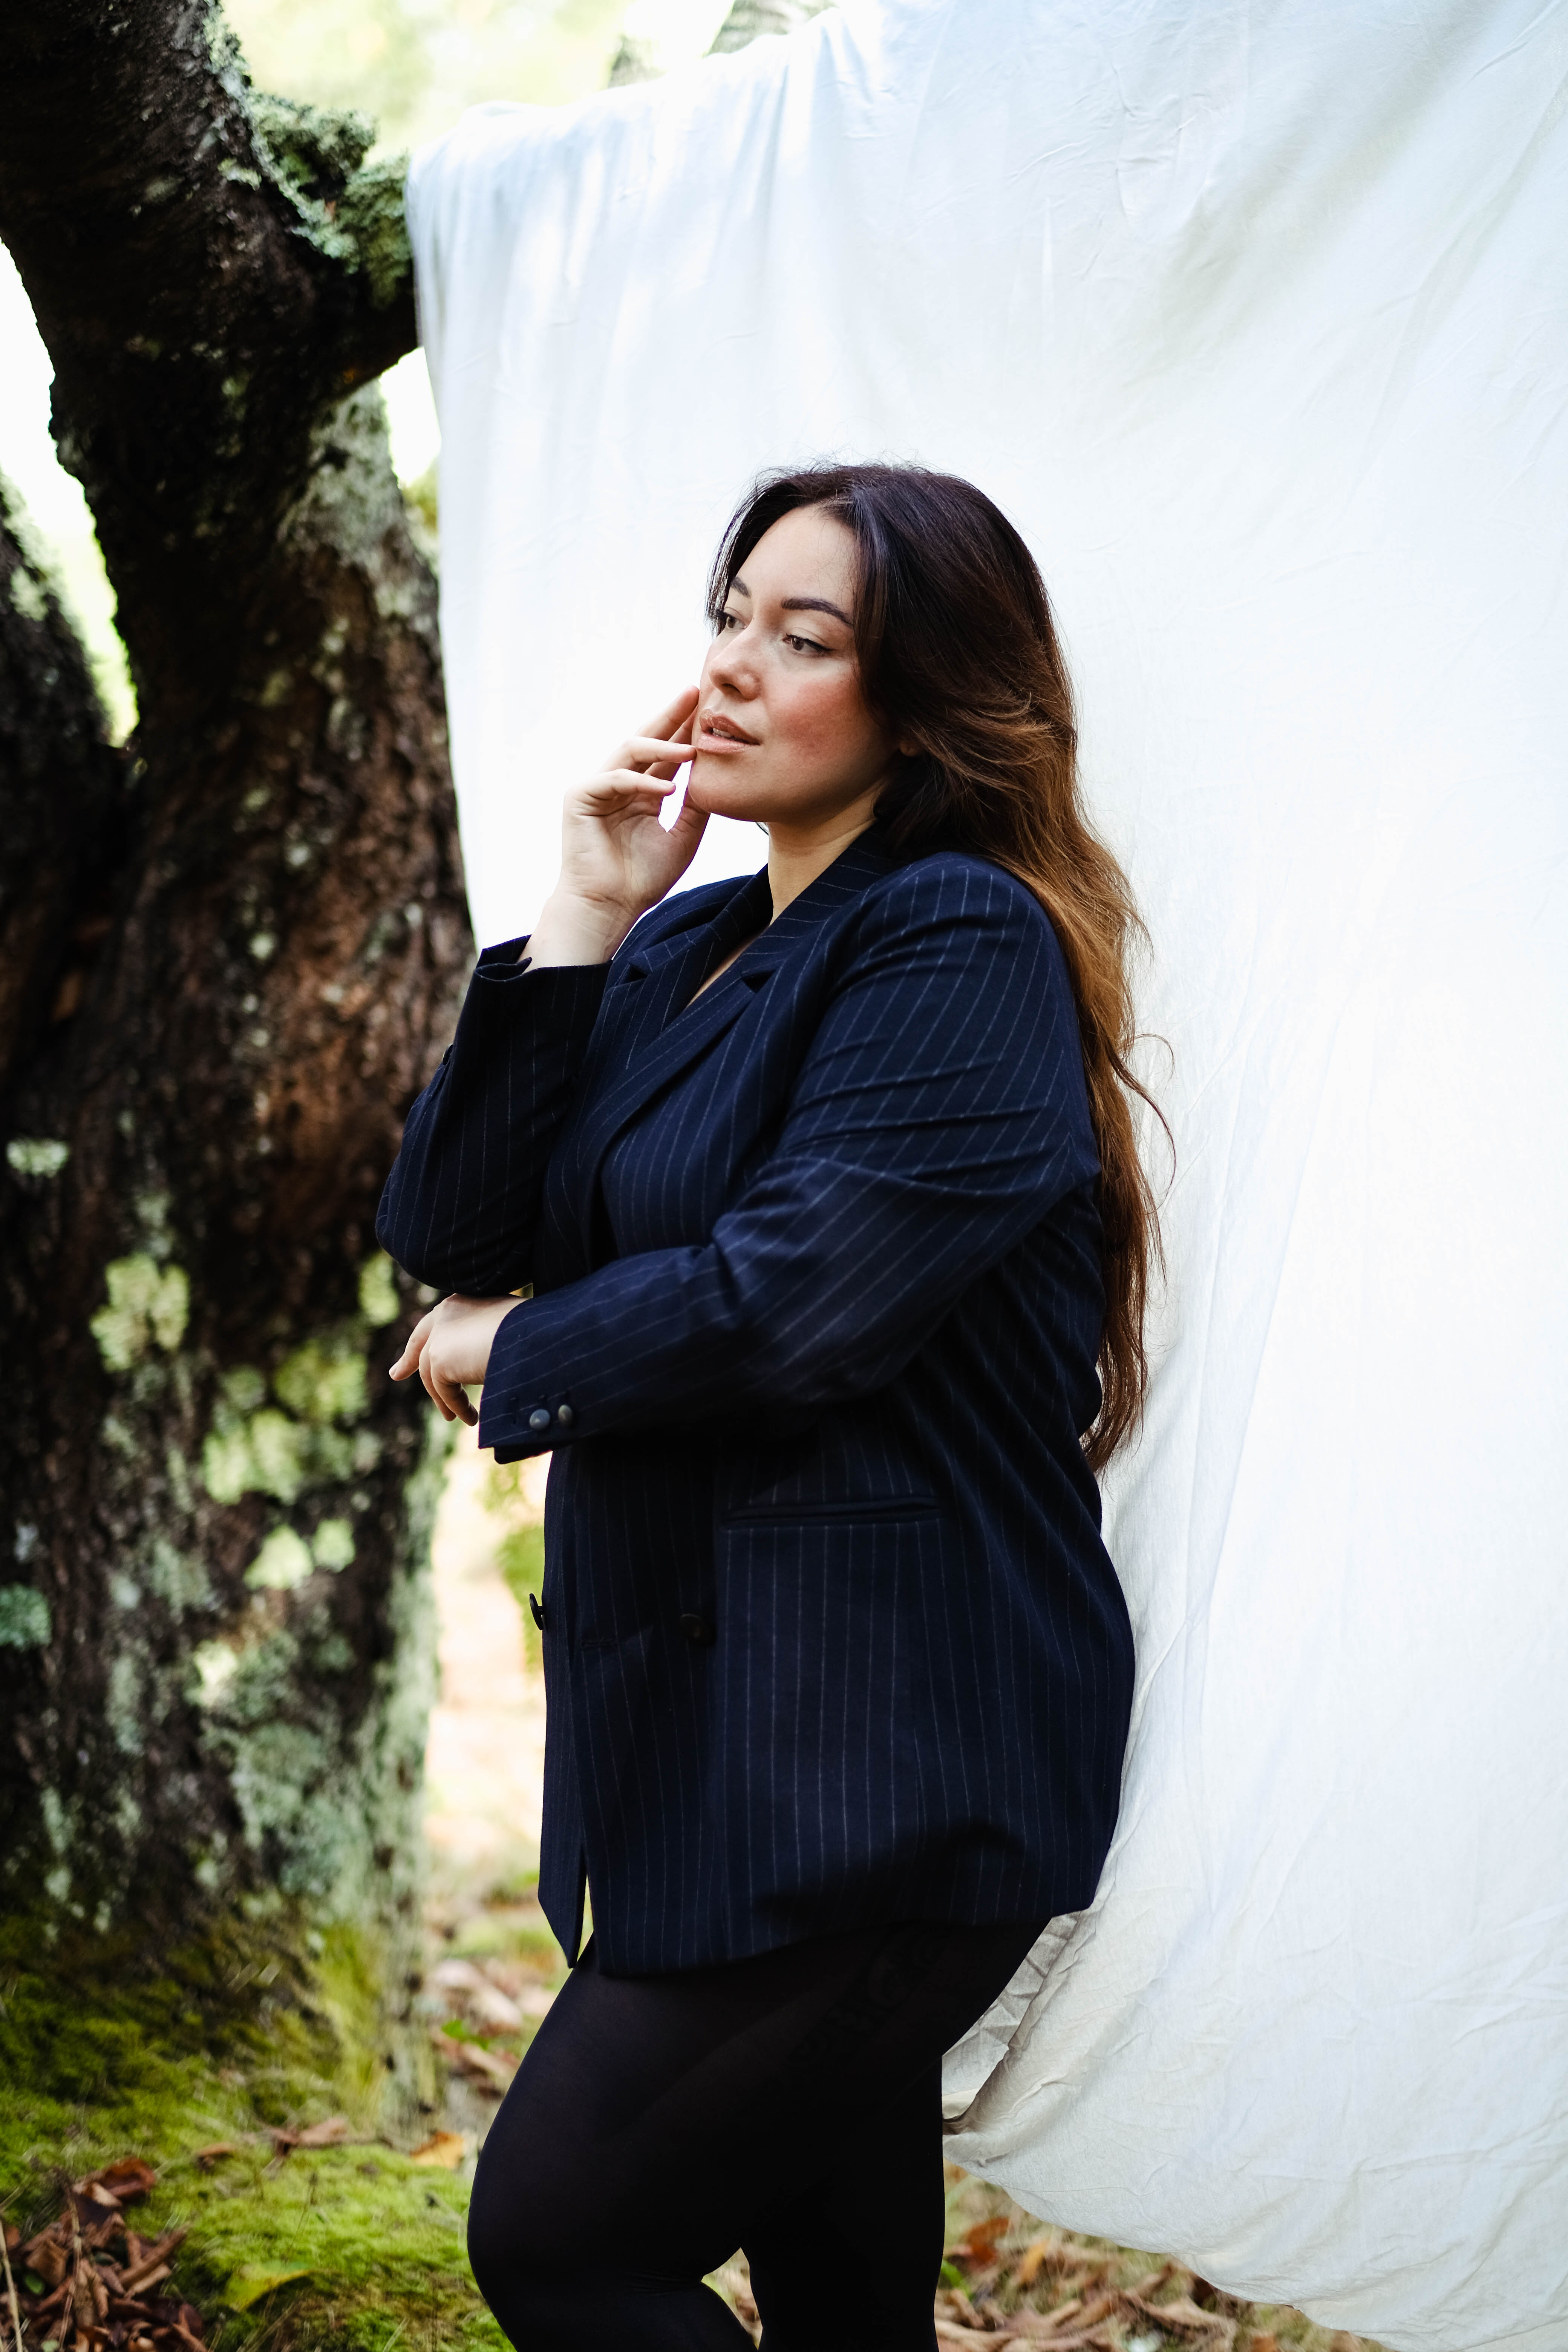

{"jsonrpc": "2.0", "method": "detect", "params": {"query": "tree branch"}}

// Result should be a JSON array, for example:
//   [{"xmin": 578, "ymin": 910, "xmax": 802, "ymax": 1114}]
[{"xmin": 0, "ymin": 0, "xmax": 417, "ymax": 731}]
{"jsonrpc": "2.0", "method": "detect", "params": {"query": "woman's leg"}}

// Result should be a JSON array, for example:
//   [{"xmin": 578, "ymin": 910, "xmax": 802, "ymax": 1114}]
[
  {"xmin": 466, "ymin": 1917, "xmax": 1042, "ymax": 2352},
  {"xmin": 740, "ymin": 1920, "xmax": 1043, "ymax": 2350}
]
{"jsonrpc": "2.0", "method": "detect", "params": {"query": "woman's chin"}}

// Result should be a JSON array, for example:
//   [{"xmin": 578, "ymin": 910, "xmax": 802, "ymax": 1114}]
[{"xmin": 686, "ymin": 773, "xmax": 768, "ymax": 824}]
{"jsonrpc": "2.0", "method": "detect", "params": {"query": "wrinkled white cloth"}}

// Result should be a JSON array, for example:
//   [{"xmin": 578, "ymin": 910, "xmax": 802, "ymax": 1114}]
[{"xmin": 406, "ymin": 6, "xmax": 1568, "ymax": 2346}]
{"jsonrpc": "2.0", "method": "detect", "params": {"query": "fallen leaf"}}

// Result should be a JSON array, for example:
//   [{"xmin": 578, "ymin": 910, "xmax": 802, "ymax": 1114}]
[
  {"xmin": 1012, "ymin": 2237, "xmax": 1055, "ymax": 2289},
  {"xmin": 427, "ymin": 1957, "xmax": 486, "ymax": 1994},
  {"xmin": 224, "ymin": 2265, "xmax": 315, "ymax": 2311},
  {"xmin": 23, "ymin": 2233, "xmax": 70, "ymax": 2287},
  {"xmin": 121, "ymin": 2229, "xmax": 188, "ymax": 2293},
  {"xmin": 951, "ymin": 2215, "xmax": 1010, "ymax": 2264},
  {"xmin": 294, "ymin": 2117, "xmax": 351, "ymax": 2149},
  {"xmin": 1132, "ymin": 2294, "xmax": 1233, "ymax": 2338},
  {"xmin": 430, "ymin": 2022, "xmax": 516, "ymax": 2086},
  {"xmin": 193, "ymin": 2145, "xmax": 240, "ymax": 2169},
  {"xmin": 1028, "ymin": 2297, "xmax": 1083, "ymax": 2335},
  {"xmin": 88, "ymin": 2158, "xmax": 158, "ymax": 2206},
  {"xmin": 467, "ymin": 1981, "xmax": 526, "ymax": 2032},
  {"xmin": 408, "ymin": 2131, "xmax": 467, "ymax": 2169}
]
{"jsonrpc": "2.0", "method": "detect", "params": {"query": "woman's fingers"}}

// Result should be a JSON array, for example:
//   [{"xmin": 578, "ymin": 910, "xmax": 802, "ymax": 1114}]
[
  {"xmin": 389, "ymin": 1306, "xmax": 438, "ymax": 1379},
  {"xmin": 614, "ymin": 734, "xmax": 699, "ymax": 776},
  {"xmin": 395, "ymin": 1293, "xmax": 515, "ymax": 1428},
  {"xmin": 421, "ymin": 1338, "xmax": 478, "ymax": 1426},
  {"xmin": 665, "ymin": 790, "xmax": 710, "ymax": 861},
  {"xmin": 637, "ymin": 685, "xmax": 698, "ymax": 744},
  {"xmin": 574, "ymin": 773, "xmax": 680, "ymax": 816}
]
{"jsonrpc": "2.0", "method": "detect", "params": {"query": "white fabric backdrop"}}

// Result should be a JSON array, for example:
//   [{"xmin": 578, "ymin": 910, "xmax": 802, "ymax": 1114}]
[{"xmin": 406, "ymin": 7, "xmax": 1568, "ymax": 2345}]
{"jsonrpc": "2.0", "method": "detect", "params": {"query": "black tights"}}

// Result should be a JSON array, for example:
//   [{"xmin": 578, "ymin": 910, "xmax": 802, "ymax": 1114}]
[{"xmin": 467, "ymin": 1916, "xmax": 1043, "ymax": 2350}]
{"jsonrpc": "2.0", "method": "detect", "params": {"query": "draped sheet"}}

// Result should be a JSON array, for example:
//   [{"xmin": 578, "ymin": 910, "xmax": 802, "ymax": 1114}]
[{"xmin": 406, "ymin": 7, "xmax": 1568, "ymax": 2345}]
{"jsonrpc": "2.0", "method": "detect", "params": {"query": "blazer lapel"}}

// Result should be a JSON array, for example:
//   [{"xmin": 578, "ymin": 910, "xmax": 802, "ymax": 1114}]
[
  {"xmin": 559, "ymin": 830, "xmax": 898, "ymax": 1268},
  {"xmin": 559, "ymin": 870, "xmax": 772, "ymax": 1258}
]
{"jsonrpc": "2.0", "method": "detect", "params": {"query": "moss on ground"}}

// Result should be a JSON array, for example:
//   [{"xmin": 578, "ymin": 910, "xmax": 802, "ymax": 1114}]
[
  {"xmin": 158, "ymin": 2146, "xmax": 495, "ymax": 2352},
  {"xmin": 0, "ymin": 1911, "xmax": 501, "ymax": 2352}
]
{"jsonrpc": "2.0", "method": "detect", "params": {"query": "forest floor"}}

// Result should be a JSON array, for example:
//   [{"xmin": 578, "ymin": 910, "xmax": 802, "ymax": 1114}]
[{"xmin": 1, "ymin": 1433, "xmax": 1380, "ymax": 2352}]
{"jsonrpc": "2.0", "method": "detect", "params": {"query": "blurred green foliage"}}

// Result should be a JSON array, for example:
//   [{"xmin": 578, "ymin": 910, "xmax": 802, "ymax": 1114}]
[{"xmin": 224, "ymin": 0, "xmax": 633, "ymax": 156}]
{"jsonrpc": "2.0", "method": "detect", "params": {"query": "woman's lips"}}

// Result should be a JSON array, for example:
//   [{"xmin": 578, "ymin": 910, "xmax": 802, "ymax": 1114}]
[{"xmin": 697, "ymin": 712, "xmax": 759, "ymax": 748}]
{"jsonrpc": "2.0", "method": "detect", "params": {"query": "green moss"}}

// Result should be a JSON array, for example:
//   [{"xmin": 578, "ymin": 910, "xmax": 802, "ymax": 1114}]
[
  {"xmin": 0, "ymin": 1584, "xmax": 50, "ymax": 1648},
  {"xmin": 0, "ymin": 1912, "xmax": 495, "ymax": 2352},
  {"xmin": 333, "ymin": 155, "xmax": 413, "ymax": 310},
  {"xmin": 240, "ymin": 93, "xmax": 410, "ymax": 314},
  {"xmin": 357, "ymin": 1253, "xmax": 400, "ymax": 1329},
  {"xmin": 275, "ymin": 1333, "xmax": 369, "ymax": 1426},
  {"xmin": 311, "ymin": 1519, "xmax": 355, "ymax": 1571},
  {"xmin": 203, "ymin": 1334, "xmax": 372, "ymax": 1507},
  {"xmin": 5, "ymin": 1137, "xmax": 69, "ymax": 1178},
  {"xmin": 249, "ymin": 93, "xmax": 375, "ymax": 192},
  {"xmin": 92, "ymin": 1254, "xmax": 191, "ymax": 1371},
  {"xmin": 185, "ymin": 1412, "xmax": 446, "ymax": 1924},
  {"xmin": 247, "ymin": 1529, "xmax": 316, "ymax": 1592}
]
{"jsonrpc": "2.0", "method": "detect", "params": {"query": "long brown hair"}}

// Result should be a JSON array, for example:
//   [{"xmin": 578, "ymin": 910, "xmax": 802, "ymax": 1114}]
[{"xmin": 708, "ymin": 462, "xmax": 1164, "ymax": 1468}]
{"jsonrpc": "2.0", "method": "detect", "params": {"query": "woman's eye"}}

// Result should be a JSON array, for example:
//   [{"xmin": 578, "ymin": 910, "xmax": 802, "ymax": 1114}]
[
  {"xmin": 784, "ymin": 633, "xmax": 828, "ymax": 656},
  {"xmin": 717, "ymin": 611, "xmax": 742, "ymax": 633}
]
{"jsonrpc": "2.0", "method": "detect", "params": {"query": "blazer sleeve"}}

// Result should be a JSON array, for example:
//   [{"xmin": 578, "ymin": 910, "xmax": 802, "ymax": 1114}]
[
  {"xmin": 477, "ymin": 863, "xmax": 1102, "ymax": 1457},
  {"xmin": 375, "ymin": 941, "xmax": 609, "ymax": 1294}
]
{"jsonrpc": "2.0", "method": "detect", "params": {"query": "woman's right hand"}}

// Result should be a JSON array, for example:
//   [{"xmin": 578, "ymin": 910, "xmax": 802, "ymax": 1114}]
[{"xmin": 525, "ymin": 688, "xmax": 709, "ymax": 967}]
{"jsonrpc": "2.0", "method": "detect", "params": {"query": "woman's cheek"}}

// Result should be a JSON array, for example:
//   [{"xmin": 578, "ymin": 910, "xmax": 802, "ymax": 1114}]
[{"xmin": 781, "ymin": 669, "xmax": 866, "ymax": 763}]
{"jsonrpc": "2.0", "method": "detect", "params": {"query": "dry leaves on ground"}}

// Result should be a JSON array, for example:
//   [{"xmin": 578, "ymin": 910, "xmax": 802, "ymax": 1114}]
[
  {"xmin": 712, "ymin": 2218, "xmax": 1354, "ymax": 2352},
  {"xmin": 1, "ymin": 2159, "xmax": 203, "ymax": 2352},
  {"xmin": 930, "ymin": 2226, "xmax": 1246, "ymax": 2351},
  {"xmin": 426, "ymin": 1952, "xmax": 556, "ymax": 2098}
]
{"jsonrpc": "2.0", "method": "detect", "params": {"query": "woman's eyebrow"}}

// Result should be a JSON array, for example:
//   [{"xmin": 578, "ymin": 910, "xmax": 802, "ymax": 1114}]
[{"xmin": 781, "ymin": 595, "xmax": 851, "ymax": 624}]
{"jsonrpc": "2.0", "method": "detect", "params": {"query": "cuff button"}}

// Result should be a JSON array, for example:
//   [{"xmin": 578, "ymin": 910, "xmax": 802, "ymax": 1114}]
[
  {"xmin": 527, "ymin": 1407, "xmax": 551, "ymax": 1432},
  {"xmin": 555, "ymin": 1403, "xmax": 574, "ymax": 1427}
]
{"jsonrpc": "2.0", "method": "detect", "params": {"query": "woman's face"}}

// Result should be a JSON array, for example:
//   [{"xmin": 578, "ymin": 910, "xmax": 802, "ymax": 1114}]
[{"xmin": 688, "ymin": 505, "xmax": 901, "ymax": 839}]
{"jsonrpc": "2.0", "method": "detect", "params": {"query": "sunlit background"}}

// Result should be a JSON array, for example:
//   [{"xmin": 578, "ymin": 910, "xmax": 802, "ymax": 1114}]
[{"xmin": 0, "ymin": 0, "xmax": 743, "ymax": 742}]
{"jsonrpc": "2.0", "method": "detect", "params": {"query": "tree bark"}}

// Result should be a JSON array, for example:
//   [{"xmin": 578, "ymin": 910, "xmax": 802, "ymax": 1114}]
[{"xmin": 0, "ymin": 0, "xmax": 470, "ymax": 1948}]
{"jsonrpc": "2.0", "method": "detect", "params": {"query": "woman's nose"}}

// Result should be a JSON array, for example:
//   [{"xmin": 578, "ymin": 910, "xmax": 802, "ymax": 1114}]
[{"xmin": 706, "ymin": 625, "xmax": 758, "ymax": 695}]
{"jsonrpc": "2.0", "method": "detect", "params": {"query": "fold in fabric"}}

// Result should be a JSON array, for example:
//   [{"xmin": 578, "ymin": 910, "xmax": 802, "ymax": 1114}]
[{"xmin": 407, "ymin": 6, "xmax": 1568, "ymax": 2346}]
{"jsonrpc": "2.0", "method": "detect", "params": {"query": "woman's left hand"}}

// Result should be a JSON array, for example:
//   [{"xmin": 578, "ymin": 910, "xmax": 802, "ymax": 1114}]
[{"xmin": 389, "ymin": 1294, "xmax": 520, "ymax": 1425}]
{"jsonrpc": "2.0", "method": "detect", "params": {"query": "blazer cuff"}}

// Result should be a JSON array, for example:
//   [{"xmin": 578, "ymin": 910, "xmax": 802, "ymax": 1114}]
[
  {"xmin": 478, "ymin": 1297, "xmax": 577, "ymax": 1459},
  {"xmin": 446, "ymin": 946, "xmax": 610, "ymax": 1073}
]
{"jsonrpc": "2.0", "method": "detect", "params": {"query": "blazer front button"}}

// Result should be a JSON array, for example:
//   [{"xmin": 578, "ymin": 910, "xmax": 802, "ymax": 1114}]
[
  {"xmin": 527, "ymin": 1407, "xmax": 551, "ymax": 1432},
  {"xmin": 678, "ymin": 1612, "xmax": 716, "ymax": 1648}
]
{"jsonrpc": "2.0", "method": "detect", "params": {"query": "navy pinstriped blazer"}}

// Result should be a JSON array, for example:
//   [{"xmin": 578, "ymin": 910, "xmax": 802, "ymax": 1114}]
[{"xmin": 378, "ymin": 829, "xmax": 1133, "ymax": 1973}]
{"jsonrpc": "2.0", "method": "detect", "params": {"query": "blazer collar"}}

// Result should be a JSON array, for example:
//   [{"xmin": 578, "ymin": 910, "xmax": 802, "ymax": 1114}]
[
  {"xmin": 717, "ymin": 824, "xmax": 898, "ymax": 975},
  {"xmin": 561, "ymin": 827, "xmax": 900, "ymax": 1270}
]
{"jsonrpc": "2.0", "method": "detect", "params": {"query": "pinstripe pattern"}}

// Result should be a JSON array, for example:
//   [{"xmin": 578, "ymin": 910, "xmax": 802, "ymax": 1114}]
[{"xmin": 378, "ymin": 830, "xmax": 1134, "ymax": 1971}]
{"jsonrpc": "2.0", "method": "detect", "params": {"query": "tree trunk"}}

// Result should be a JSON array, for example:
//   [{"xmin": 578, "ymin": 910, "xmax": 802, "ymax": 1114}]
[{"xmin": 0, "ymin": 0, "xmax": 470, "ymax": 1957}]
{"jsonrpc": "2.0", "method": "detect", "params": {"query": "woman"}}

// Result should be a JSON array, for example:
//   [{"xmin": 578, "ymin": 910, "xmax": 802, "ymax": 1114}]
[{"xmin": 378, "ymin": 462, "xmax": 1157, "ymax": 2350}]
